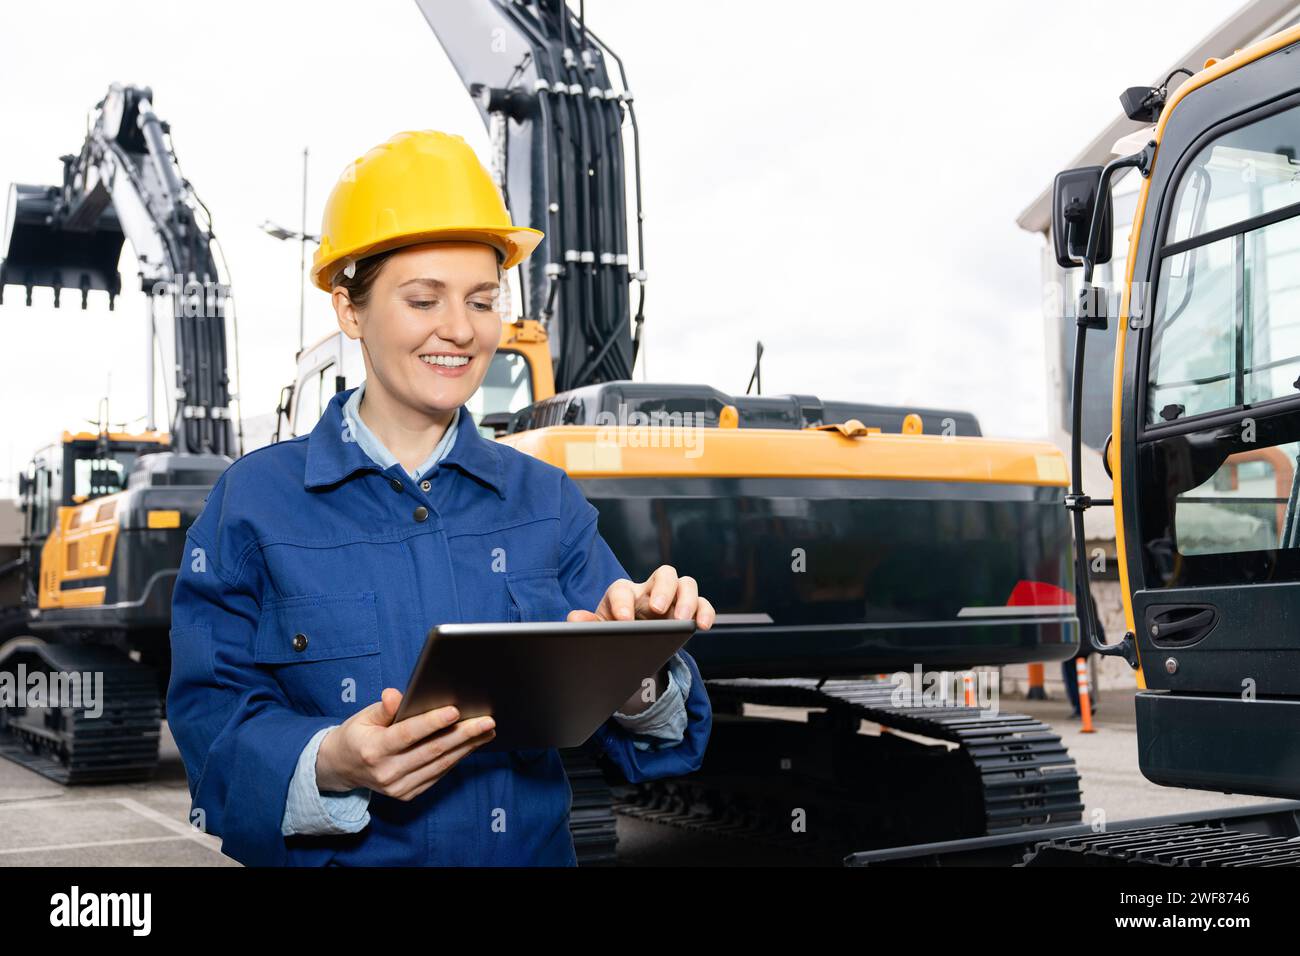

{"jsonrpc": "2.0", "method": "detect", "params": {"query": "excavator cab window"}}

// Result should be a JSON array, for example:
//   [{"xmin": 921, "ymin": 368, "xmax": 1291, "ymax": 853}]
[
  {"xmin": 292, "ymin": 362, "xmax": 333, "ymax": 435},
  {"xmin": 467, "ymin": 350, "xmax": 533, "ymax": 437},
  {"xmin": 1147, "ymin": 101, "xmax": 1300, "ymax": 425},
  {"xmin": 1139, "ymin": 97, "xmax": 1300, "ymax": 588},
  {"xmin": 71, "ymin": 454, "xmax": 131, "ymax": 500}
]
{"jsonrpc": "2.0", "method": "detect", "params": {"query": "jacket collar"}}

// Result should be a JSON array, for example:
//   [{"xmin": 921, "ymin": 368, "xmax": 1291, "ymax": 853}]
[{"xmin": 303, "ymin": 387, "xmax": 505, "ymax": 498}]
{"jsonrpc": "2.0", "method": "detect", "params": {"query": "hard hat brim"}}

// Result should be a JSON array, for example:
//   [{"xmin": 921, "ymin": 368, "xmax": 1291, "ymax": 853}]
[{"xmin": 312, "ymin": 225, "xmax": 544, "ymax": 292}]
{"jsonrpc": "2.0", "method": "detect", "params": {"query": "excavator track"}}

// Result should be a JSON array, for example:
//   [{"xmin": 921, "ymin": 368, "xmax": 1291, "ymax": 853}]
[
  {"xmin": 614, "ymin": 677, "xmax": 1082, "ymax": 861},
  {"xmin": 1022, "ymin": 822, "xmax": 1300, "ymax": 867},
  {"xmin": 0, "ymin": 639, "xmax": 161, "ymax": 784},
  {"xmin": 560, "ymin": 746, "xmax": 619, "ymax": 866}
]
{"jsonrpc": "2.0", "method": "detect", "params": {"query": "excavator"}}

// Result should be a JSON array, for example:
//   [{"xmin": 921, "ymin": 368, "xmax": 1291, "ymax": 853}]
[
  {"xmin": 282, "ymin": 0, "xmax": 1087, "ymax": 864},
  {"xmin": 0, "ymin": 83, "xmax": 235, "ymax": 782},
  {"xmin": 853, "ymin": 19, "xmax": 1300, "ymax": 867}
]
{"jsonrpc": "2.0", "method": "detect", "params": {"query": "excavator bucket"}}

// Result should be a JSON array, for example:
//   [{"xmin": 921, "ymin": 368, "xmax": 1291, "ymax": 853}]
[{"xmin": 0, "ymin": 182, "xmax": 125, "ymax": 309}]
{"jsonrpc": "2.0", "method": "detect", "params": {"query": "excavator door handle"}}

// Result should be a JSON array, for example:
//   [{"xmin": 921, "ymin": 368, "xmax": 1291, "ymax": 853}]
[{"xmin": 1146, "ymin": 606, "xmax": 1217, "ymax": 647}]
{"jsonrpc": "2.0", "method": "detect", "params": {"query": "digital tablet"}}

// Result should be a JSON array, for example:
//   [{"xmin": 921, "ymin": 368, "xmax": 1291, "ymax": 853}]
[{"xmin": 392, "ymin": 619, "xmax": 698, "ymax": 751}]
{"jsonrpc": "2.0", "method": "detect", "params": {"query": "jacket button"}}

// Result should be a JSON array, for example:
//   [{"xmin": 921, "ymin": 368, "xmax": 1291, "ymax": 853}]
[
  {"xmin": 389, "ymin": 477, "xmax": 403, "ymax": 492},
  {"xmin": 420, "ymin": 479, "xmax": 432, "ymax": 492},
  {"xmin": 413, "ymin": 505, "xmax": 429, "ymax": 522},
  {"xmin": 292, "ymin": 632, "xmax": 308, "ymax": 652}
]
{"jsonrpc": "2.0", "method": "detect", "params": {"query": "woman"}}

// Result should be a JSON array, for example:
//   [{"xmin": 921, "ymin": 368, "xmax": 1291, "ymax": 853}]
[{"xmin": 167, "ymin": 130, "xmax": 714, "ymax": 866}]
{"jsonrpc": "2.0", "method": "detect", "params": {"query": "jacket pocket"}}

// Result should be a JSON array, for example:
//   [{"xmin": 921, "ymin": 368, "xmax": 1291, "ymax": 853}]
[
  {"xmin": 505, "ymin": 568, "xmax": 570, "ymax": 623},
  {"xmin": 254, "ymin": 591, "xmax": 381, "ymax": 718}
]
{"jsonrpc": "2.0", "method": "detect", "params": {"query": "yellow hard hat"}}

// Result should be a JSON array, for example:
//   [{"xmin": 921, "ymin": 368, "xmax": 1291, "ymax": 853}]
[{"xmin": 310, "ymin": 130, "xmax": 544, "ymax": 292}]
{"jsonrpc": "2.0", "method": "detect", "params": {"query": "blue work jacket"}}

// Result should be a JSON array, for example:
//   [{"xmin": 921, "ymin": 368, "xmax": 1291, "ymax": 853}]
[{"xmin": 167, "ymin": 387, "xmax": 712, "ymax": 866}]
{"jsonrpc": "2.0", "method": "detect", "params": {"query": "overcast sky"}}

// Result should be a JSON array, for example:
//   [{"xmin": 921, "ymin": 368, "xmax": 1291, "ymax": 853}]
[{"xmin": 0, "ymin": 0, "xmax": 1240, "ymax": 495}]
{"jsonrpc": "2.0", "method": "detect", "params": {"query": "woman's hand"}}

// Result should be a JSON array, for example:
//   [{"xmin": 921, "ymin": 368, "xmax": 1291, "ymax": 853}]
[
  {"xmin": 315, "ymin": 688, "xmax": 496, "ymax": 800},
  {"xmin": 569, "ymin": 565, "xmax": 714, "ymax": 717},
  {"xmin": 566, "ymin": 564, "xmax": 716, "ymax": 630}
]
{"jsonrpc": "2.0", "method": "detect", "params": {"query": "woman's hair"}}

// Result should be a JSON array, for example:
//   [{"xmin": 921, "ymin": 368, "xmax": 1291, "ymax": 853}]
[
  {"xmin": 331, "ymin": 249, "xmax": 396, "ymax": 310},
  {"xmin": 332, "ymin": 244, "xmax": 506, "ymax": 310}
]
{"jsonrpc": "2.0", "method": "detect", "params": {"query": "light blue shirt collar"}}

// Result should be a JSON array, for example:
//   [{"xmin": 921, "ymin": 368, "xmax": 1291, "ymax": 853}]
[{"xmin": 341, "ymin": 380, "xmax": 460, "ymax": 482}]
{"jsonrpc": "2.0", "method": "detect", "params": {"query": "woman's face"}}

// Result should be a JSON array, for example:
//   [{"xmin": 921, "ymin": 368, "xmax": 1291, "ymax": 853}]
[{"xmin": 333, "ymin": 241, "xmax": 504, "ymax": 415}]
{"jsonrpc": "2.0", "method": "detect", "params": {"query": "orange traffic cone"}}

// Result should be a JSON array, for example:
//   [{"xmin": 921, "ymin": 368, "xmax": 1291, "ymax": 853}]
[
  {"xmin": 1076, "ymin": 658, "xmax": 1095, "ymax": 733},
  {"xmin": 963, "ymin": 671, "xmax": 976, "ymax": 707},
  {"xmin": 1027, "ymin": 662, "xmax": 1046, "ymax": 700}
]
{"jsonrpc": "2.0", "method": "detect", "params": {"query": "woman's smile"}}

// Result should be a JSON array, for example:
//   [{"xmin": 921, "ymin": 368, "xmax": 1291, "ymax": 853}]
[{"xmin": 418, "ymin": 351, "xmax": 474, "ymax": 377}]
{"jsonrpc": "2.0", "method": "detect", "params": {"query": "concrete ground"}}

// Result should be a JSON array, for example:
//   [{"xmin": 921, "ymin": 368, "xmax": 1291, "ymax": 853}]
[
  {"xmin": 0, "ymin": 725, "xmax": 233, "ymax": 866},
  {"xmin": 0, "ymin": 686, "xmax": 1288, "ymax": 866}
]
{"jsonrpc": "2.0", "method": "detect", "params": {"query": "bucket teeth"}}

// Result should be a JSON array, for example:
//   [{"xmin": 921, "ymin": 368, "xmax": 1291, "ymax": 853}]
[{"xmin": 0, "ymin": 182, "xmax": 125, "ymax": 308}]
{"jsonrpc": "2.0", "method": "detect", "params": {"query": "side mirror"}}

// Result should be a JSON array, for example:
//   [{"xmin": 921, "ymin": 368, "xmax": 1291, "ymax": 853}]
[
  {"xmin": 273, "ymin": 382, "xmax": 296, "ymax": 444},
  {"xmin": 1052, "ymin": 165, "xmax": 1113, "ymax": 270},
  {"xmin": 17, "ymin": 473, "xmax": 31, "ymax": 497},
  {"xmin": 275, "ymin": 383, "xmax": 295, "ymax": 417}
]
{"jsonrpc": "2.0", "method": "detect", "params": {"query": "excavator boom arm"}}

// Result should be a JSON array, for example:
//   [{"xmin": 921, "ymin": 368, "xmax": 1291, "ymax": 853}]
[{"xmin": 415, "ymin": 0, "xmax": 640, "ymax": 392}]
